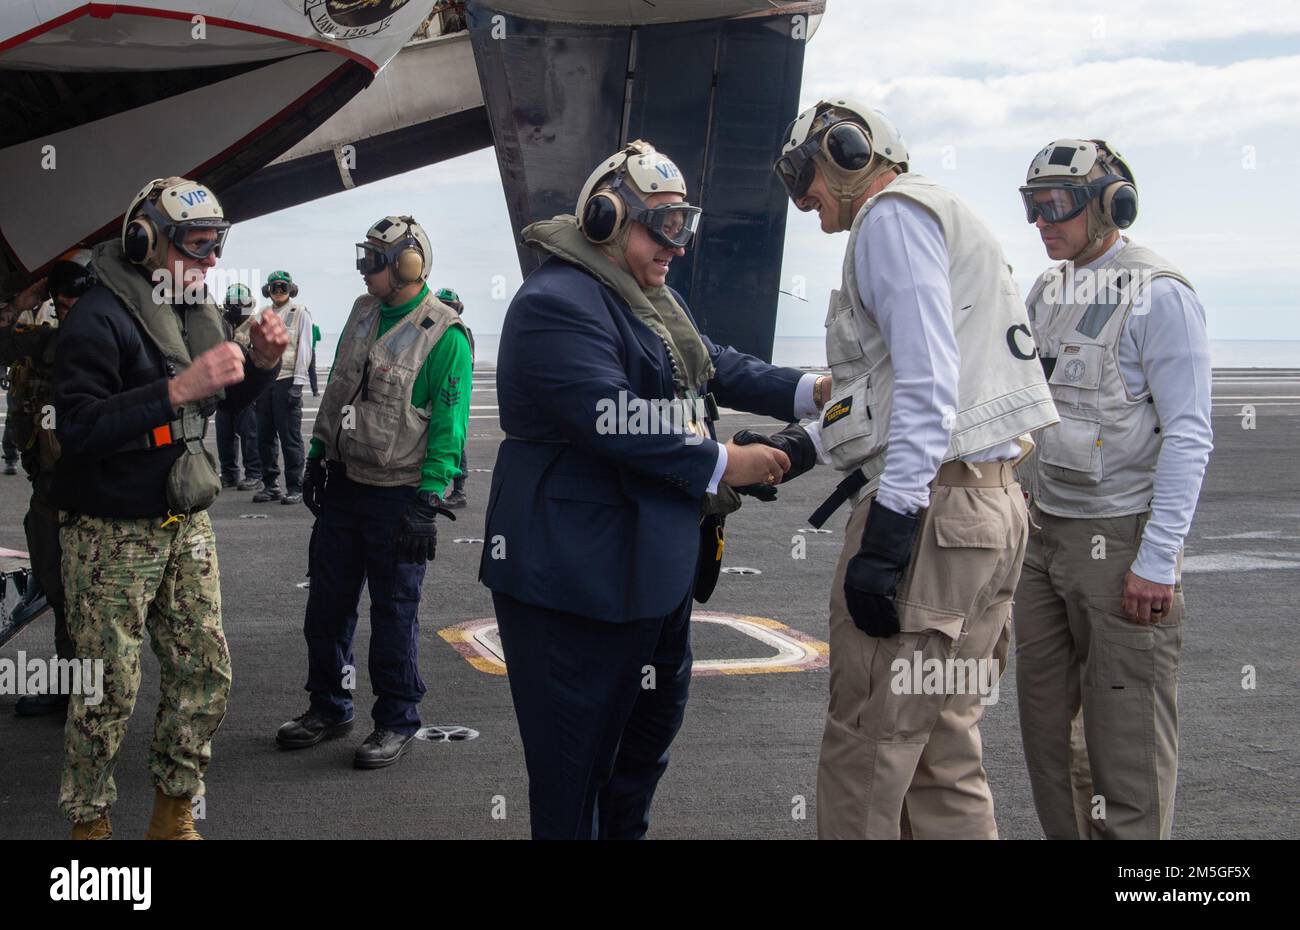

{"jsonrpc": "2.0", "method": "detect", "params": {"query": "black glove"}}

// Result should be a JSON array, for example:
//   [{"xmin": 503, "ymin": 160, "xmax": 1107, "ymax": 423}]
[
  {"xmin": 396, "ymin": 491, "xmax": 456, "ymax": 564},
  {"xmin": 302, "ymin": 458, "xmax": 327, "ymax": 516},
  {"xmin": 733, "ymin": 423, "xmax": 818, "ymax": 483},
  {"xmin": 734, "ymin": 482, "xmax": 778, "ymax": 502},
  {"xmin": 843, "ymin": 499, "xmax": 920, "ymax": 638}
]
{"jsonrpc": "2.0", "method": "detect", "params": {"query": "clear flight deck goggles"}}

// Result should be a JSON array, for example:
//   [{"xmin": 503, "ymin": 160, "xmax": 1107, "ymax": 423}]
[
  {"xmin": 620, "ymin": 186, "xmax": 701, "ymax": 249},
  {"xmin": 1019, "ymin": 177, "xmax": 1123, "ymax": 224},
  {"xmin": 142, "ymin": 199, "xmax": 229, "ymax": 259},
  {"xmin": 170, "ymin": 224, "xmax": 228, "ymax": 260}
]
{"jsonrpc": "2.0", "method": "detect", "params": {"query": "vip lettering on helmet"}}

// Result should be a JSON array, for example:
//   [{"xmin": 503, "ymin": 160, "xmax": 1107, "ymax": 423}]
[
  {"xmin": 654, "ymin": 160, "xmax": 680, "ymax": 180},
  {"xmin": 576, "ymin": 141, "xmax": 702, "ymax": 250}
]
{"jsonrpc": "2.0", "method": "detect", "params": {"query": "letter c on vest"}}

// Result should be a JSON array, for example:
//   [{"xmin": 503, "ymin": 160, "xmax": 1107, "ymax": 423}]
[{"xmin": 1006, "ymin": 323, "xmax": 1037, "ymax": 360}]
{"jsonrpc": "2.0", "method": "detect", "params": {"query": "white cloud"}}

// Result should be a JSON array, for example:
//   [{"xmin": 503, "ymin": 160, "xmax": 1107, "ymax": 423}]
[
  {"xmin": 805, "ymin": 0, "xmax": 1300, "ymax": 80},
  {"xmin": 814, "ymin": 56, "xmax": 1300, "ymax": 152}
]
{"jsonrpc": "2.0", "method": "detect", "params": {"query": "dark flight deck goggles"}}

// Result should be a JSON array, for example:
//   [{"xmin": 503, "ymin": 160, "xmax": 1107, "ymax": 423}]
[
  {"xmin": 267, "ymin": 281, "xmax": 291, "ymax": 295},
  {"xmin": 774, "ymin": 134, "xmax": 822, "ymax": 201},
  {"xmin": 355, "ymin": 242, "xmax": 395, "ymax": 275},
  {"xmin": 1019, "ymin": 177, "xmax": 1121, "ymax": 224}
]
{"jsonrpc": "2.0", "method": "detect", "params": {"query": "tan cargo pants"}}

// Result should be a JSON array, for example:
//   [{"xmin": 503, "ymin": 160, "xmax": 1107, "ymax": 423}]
[
  {"xmin": 817, "ymin": 461, "xmax": 1028, "ymax": 839},
  {"xmin": 1014, "ymin": 505, "xmax": 1183, "ymax": 840}
]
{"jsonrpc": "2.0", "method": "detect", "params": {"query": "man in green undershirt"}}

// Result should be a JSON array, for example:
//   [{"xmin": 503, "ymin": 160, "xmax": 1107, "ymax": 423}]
[{"xmin": 275, "ymin": 215, "xmax": 472, "ymax": 770}]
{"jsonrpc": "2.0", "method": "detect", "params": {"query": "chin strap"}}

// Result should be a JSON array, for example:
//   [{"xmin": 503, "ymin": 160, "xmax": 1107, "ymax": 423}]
[
  {"xmin": 1068, "ymin": 201, "xmax": 1119, "ymax": 264},
  {"xmin": 830, "ymin": 159, "xmax": 898, "ymax": 231},
  {"xmin": 1072, "ymin": 156, "xmax": 1123, "ymax": 262}
]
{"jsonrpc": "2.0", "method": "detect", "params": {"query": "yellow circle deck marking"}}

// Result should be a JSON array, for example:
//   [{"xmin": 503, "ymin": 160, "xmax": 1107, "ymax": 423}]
[{"xmin": 437, "ymin": 611, "xmax": 828, "ymax": 677}]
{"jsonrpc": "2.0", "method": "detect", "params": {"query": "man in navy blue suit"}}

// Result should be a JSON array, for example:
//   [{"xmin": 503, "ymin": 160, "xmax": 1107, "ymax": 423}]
[{"xmin": 480, "ymin": 141, "xmax": 830, "ymax": 839}]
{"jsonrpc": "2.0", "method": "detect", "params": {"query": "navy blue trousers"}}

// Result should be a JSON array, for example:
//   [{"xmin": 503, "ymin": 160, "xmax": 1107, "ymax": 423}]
[
  {"xmin": 257, "ymin": 378, "xmax": 305, "ymax": 495},
  {"xmin": 493, "ymin": 590, "xmax": 693, "ymax": 839},
  {"xmin": 215, "ymin": 402, "xmax": 261, "ymax": 482},
  {"xmin": 303, "ymin": 474, "xmax": 427, "ymax": 734}
]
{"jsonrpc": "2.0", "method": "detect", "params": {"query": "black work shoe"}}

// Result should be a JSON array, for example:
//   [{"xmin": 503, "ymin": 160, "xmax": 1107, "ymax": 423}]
[
  {"xmin": 15, "ymin": 693, "xmax": 70, "ymax": 717},
  {"xmin": 281, "ymin": 492, "xmax": 303, "ymax": 505},
  {"xmin": 3, "ymin": 463, "xmax": 16, "ymax": 475},
  {"xmin": 237, "ymin": 478, "xmax": 264, "ymax": 492},
  {"xmin": 252, "ymin": 487, "xmax": 282, "ymax": 503},
  {"xmin": 353, "ymin": 728, "xmax": 416, "ymax": 770},
  {"xmin": 8, "ymin": 589, "xmax": 49, "ymax": 628},
  {"xmin": 444, "ymin": 490, "xmax": 467, "ymax": 509},
  {"xmin": 276, "ymin": 710, "xmax": 355, "ymax": 749},
  {"xmin": 221, "ymin": 477, "xmax": 238, "ymax": 489}
]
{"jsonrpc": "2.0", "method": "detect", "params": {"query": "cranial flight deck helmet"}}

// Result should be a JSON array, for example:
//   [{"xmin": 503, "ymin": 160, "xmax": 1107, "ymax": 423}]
[
  {"xmin": 576, "ymin": 140, "xmax": 702, "ymax": 251},
  {"xmin": 775, "ymin": 98, "xmax": 909, "ymax": 229},
  {"xmin": 356, "ymin": 215, "xmax": 433, "ymax": 286},
  {"xmin": 1020, "ymin": 139, "xmax": 1138, "ymax": 256},
  {"xmin": 121, "ymin": 177, "xmax": 229, "ymax": 270}
]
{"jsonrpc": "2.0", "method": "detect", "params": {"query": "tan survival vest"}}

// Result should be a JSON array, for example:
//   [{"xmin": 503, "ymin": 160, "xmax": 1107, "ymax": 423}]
[
  {"xmin": 1025, "ymin": 238, "xmax": 1194, "ymax": 518},
  {"xmin": 313, "ymin": 288, "xmax": 466, "ymax": 487},
  {"xmin": 823, "ymin": 173, "xmax": 1059, "ymax": 489}
]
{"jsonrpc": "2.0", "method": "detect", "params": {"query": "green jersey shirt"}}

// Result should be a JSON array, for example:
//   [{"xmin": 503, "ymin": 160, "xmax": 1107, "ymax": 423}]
[{"xmin": 309, "ymin": 284, "xmax": 472, "ymax": 493}]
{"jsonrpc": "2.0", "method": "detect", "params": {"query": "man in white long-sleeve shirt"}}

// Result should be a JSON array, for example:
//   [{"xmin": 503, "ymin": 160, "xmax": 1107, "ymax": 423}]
[
  {"xmin": 770, "ymin": 99, "xmax": 1057, "ymax": 838},
  {"xmin": 1014, "ymin": 139, "xmax": 1213, "ymax": 840}
]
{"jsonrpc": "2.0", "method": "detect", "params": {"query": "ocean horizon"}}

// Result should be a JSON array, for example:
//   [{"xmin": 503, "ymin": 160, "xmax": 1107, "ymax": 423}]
[{"xmin": 315, "ymin": 335, "xmax": 1299, "ymax": 371}]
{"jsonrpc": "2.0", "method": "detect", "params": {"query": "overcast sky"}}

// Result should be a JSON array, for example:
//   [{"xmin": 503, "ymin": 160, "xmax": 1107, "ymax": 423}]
[{"xmin": 217, "ymin": 1, "xmax": 1300, "ymax": 356}]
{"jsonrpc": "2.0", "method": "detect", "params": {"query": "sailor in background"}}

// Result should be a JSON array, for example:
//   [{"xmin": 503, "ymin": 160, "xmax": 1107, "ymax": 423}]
[
  {"xmin": 216, "ymin": 283, "xmax": 264, "ymax": 491},
  {"xmin": 249, "ymin": 269, "xmax": 312, "ymax": 505}
]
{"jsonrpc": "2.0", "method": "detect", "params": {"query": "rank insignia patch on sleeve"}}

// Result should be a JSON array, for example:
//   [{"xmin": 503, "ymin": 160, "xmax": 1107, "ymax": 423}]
[{"xmin": 440, "ymin": 375, "xmax": 462, "ymax": 408}]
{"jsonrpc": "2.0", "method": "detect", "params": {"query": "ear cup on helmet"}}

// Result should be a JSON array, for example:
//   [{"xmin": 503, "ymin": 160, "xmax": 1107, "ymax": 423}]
[
  {"xmin": 261, "ymin": 284, "xmax": 270, "ymax": 298},
  {"xmin": 822, "ymin": 121, "xmax": 873, "ymax": 171},
  {"xmin": 289, "ymin": 283, "xmax": 299, "ymax": 298},
  {"xmin": 581, "ymin": 191, "xmax": 625, "ymax": 244},
  {"xmin": 123, "ymin": 218, "xmax": 155, "ymax": 265},
  {"xmin": 1100, "ymin": 180, "xmax": 1138, "ymax": 229},
  {"xmin": 395, "ymin": 247, "xmax": 423, "ymax": 284}
]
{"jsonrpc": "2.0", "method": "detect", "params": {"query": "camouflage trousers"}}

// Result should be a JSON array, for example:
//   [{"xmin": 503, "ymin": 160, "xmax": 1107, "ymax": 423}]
[{"xmin": 58, "ymin": 510, "xmax": 230, "ymax": 824}]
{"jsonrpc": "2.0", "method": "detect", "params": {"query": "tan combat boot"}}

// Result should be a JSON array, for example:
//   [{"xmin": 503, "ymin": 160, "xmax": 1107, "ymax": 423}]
[
  {"xmin": 69, "ymin": 816, "xmax": 112, "ymax": 840},
  {"xmin": 144, "ymin": 789, "xmax": 202, "ymax": 840}
]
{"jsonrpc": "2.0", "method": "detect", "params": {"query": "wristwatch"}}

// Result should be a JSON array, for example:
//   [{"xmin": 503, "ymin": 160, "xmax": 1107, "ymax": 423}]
[{"xmin": 814, "ymin": 375, "xmax": 831, "ymax": 410}]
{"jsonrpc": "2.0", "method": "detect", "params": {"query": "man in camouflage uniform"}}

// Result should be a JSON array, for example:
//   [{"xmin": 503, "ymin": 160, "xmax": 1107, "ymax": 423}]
[
  {"xmin": 0, "ymin": 258, "xmax": 94, "ymax": 716},
  {"xmin": 54, "ymin": 177, "xmax": 288, "ymax": 839}
]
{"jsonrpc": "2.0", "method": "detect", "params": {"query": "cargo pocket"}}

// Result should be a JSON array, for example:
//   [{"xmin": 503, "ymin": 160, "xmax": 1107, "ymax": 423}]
[
  {"xmin": 1037, "ymin": 413, "xmax": 1103, "ymax": 486},
  {"xmin": 1084, "ymin": 595, "xmax": 1156, "ymax": 689},
  {"xmin": 896, "ymin": 496, "xmax": 1010, "ymax": 642},
  {"xmin": 1047, "ymin": 343, "xmax": 1104, "ymax": 395},
  {"xmin": 820, "ymin": 373, "xmax": 878, "ymax": 472},
  {"xmin": 824, "ymin": 288, "xmax": 869, "ymax": 379}
]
